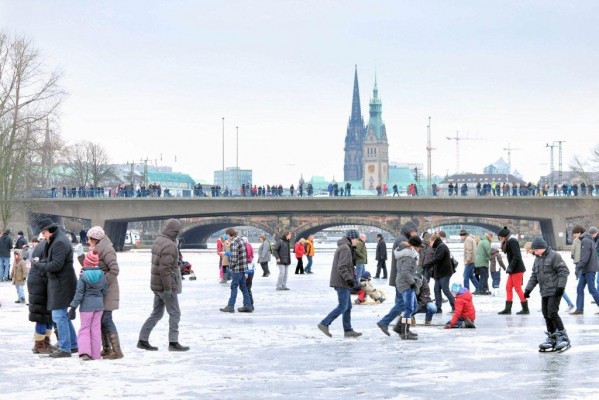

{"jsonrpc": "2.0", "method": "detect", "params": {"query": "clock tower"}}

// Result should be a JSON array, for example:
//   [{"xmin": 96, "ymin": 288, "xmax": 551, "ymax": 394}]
[{"xmin": 362, "ymin": 75, "xmax": 389, "ymax": 190}]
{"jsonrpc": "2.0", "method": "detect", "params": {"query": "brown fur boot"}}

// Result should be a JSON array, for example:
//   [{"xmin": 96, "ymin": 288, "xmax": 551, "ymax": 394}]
[
  {"xmin": 101, "ymin": 332, "xmax": 114, "ymax": 357},
  {"xmin": 33, "ymin": 334, "xmax": 51, "ymax": 354},
  {"xmin": 103, "ymin": 332, "xmax": 124, "ymax": 359},
  {"xmin": 45, "ymin": 329, "xmax": 57, "ymax": 352}
]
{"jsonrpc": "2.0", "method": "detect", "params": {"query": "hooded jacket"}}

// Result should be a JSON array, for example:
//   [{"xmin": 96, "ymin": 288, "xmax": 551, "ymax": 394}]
[
  {"xmin": 449, "ymin": 288, "xmax": 476, "ymax": 327},
  {"xmin": 27, "ymin": 240, "xmax": 52, "ymax": 324},
  {"xmin": 504, "ymin": 235, "xmax": 525, "ymax": 274},
  {"xmin": 329, "ymin": 237, "xmax": 355, "ymax": 288},
  {"xmin": 78, "ymin": 236, "xmax": 120, "ymax": 311},
  {"xmin": 0, "ymin": 231, "xmax": 12, "ymax": 257},
  {"xmin": 150, "ymin": 219, "xmax": 182, "ymax": 293},
  {"xmin": 475, "ymin": 235, "xmax": 492, "ymax": 268},
  {"xmin": 70, "ymin": 268, "xmax": 108, "ymax": 312},
  {"xmin": 575, "ymin": 232, "xmax": 599, "ymax": 276},
  {"xmin": 389, "ymin": 221, "xmax": 418, "ymax": 287},
  {"xmin": 525, "ymin": 248, "xmax": 569, "ymax": 297},
  {"xmin": 258, "ymin": 239, "xmax": 271, "ymax": 263},
  {"xmin": 394, "ymin": 247, "xmax": 420, "ymax": 293}
]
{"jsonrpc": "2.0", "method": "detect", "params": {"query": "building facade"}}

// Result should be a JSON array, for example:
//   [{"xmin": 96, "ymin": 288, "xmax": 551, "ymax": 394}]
[
  {"xmin": 213, "ymin": 167, "xmax": 253, "ymax": 193},
  {"xmin": 362, "ymin": 78, "xmax": 389, "ymax": 190},
  {"xmin": 343, "ymin": 66, "xmax": 366, "ymax": 182}
]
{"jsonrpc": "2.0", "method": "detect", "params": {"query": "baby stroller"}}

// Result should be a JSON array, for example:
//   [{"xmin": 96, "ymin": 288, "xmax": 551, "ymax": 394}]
[{"xmin": 180, "ymin": 260, "xmax": 196, "ymax": 281}]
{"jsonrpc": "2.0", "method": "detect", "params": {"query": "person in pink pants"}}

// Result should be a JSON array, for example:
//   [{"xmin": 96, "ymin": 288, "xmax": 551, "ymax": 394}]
[{"xmin": 68, "ymin": 250, "xmax": 107, "ymax": 360}]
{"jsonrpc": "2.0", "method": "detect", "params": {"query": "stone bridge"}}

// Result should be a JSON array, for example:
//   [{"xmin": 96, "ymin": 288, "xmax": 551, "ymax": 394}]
[{"xmin": 8, "ymin": 197, "xmax": 599, "ymax": 251}]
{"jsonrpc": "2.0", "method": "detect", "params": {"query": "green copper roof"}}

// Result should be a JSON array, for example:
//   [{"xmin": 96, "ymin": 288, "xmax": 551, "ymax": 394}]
[{"xmin": 366, "ymin": 76, "xmax": 384, "ymax": 141}]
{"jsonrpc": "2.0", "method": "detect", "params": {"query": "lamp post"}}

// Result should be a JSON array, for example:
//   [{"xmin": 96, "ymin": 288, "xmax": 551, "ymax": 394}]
[
  {"xmin": 236, "ymin": 125, "xmax": 240, "ymax": 195},
  {"xmin": 426, "ymin": 116, "xmax": 432, "ymax": 196},
  {"xmin": 222, "ymin": 117, "xmax": 225, "ymax": 193},
  {"xmin": 546, "ymin": 140, "xmax": 566, "ymax": 188}
]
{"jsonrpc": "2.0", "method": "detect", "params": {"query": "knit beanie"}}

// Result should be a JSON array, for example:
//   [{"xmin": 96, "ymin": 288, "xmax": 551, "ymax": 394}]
[
  {"xmin": 346, "ymin": 229, "xmax": 360, "ymax": 240},
  {"xmin": 497, "ymin": 226, "xmax": 511, "ymax": 238},
  {"xmin": 87, "ymin": 226, "xmax": 105, "ymax": 241},
  {"xmin": 408, "ymin": 236, "xmax": 423, "ymax": 247},
  {"xmin": 530, "ymin": 236, "xmax": 547, "ymax": 250},
  {"xmin": 83, "ymin": 250, "xmax": 100, "ymax": 267}
]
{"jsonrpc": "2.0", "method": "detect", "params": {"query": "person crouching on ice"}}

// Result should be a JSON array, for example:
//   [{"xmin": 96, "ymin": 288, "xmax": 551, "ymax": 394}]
[
  {"xmin": 354, "ymin": 271, "xmax": 386, "ymax": 304},
  {"xmin": 524, "ymin": 236, "xmax": 571, "ymax": 352},
  {"xmin": 444, "ymin": 283, "xmax": 476, "ymax": 329},
  {"xmin": 394, "ymin": 235, "xmax": 423, "ymax": 340}
]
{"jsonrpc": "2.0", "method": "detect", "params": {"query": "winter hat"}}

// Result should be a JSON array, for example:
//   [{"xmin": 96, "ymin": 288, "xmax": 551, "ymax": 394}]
[
  {"xmin": 459, "ymin": 229, "xmax": 468, "ymax": 237},
  {"xmin": 572, "ymin": 225, "xmax": 586, "ymax": 235},
  {"xmin": 408, "ymin": 236, "xmax": 423, "ymax": 247},
  {"xmin": 83, "ymin": 250, "xmax": 100, "ymax": 267},
  {"xmin": 87, "ymin": 226, "xmax": 105, "ymax": 241},
  {"xmin": 362, "ymin": 271, "xmax": 372, "ymax": 280},
  {"xmin": 451, "ymin": 282, "xmax": 463, "ymax": 294},
  {"xmin": 530, "ymin": 236, "xmax": 547, "ymax": 250},
  {"xmin": 497, "ymin": 226, "xmax": 511, "ymax": 238},
  {"xmin": 588, "ymin": 226, "xmax": 599, "ymax": 235},
  {"xmin": 346, "ymin": 229, "xmax": 360, "ymax": 240},
  {"xmin": 37, "ymin": 218, "xmax": 57, "ymax": 233}
]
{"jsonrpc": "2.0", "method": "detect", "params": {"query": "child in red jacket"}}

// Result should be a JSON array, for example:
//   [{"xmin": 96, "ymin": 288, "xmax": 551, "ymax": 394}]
[
  {"xmin": 445, "ymin": 282, "xmax": 476, "ymax": 329},
  {"xmin": 294, "ymin": 238, "xmax": 306, "ymax": 274}
]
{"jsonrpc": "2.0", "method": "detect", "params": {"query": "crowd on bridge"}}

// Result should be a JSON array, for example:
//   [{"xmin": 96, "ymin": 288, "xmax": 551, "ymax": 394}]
[{"xmin": 440, "ymin": 181, "xmax": 599, "ymax": 197}]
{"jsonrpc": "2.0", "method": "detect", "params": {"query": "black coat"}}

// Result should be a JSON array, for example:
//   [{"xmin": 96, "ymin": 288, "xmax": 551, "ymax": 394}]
[
  {"xmin": 0, "ymin": 232, "xmax": 12, "ymax": 257},
  {"xmin": 27, "ymin": 241, "xmax": 52, "ymax": 324},
  {"xmin": 425, "ymin": 238, "xmax": 453, "ymax": 279},
  {"xmin": 376, "ymin": 239, "xmax": 387, "ymax": 261},
  {"xmin": 31, "ymin": 230, "xmax": 77, "ymax": 310},
  {"xmin": 15, "ymin": 235, "xmax": 28, "ymax": 250},
  {"xmin": 504, "ymin": 237, "xmax": 525, "ymax": 274},
  {"xmin": 273, "ymin": 238, "xmax": 291, "ymax": 265}
]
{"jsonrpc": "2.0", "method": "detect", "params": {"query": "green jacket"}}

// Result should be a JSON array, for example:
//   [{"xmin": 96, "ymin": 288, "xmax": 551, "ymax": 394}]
[
  {"xmin": 475, "ymin": 236, "xmax": 491, "ymax": 268},
  {"xmin": 355, "ymin": 239, "xmax": 368, "ymax": 264}
]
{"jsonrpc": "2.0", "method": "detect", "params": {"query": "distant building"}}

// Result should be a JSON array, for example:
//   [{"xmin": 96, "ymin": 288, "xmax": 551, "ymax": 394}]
[
  {"xmin": 483, "ymin": 157, "xmax": 510, "ymax": 175},
  {"xmin": 362, "ymin": 77, "xmax": 389, "ymax": 190},
  {"xmin": 539, "ymin": 171, "xmax": 599, "ymax": 185},
  {"xmin": 213, "ymin": 167, "xmax": 252, "ymax": 193},
  {"xmin": 344, "ymin": 66, "xmax": 366, "ymax": 182},
  {"xmin": 439, "ymin": 173, "xmax": 525, "ymax": 192}
]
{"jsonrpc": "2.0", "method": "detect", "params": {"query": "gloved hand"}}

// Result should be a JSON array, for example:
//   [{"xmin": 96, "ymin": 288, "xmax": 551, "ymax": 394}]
[
  {"xmin": 74, "ymin": 243, "xmax": 84, "ymax": 257},
  {"xmin": 505, "ymin": 268, "xmax": 512, "ymax": 274},
  {"xmin": 68, "ymin": 307, "xmax": 77, "ymax": 320},
  {"xmin": 224, "ymin": 250, "xmax": 231, "ymax": 258},
  {"xmin": 162, "ymin": 289, "xmax": 173, "ymax": 299},
  {"xmin": 346, "ymin": 279, "xmax": 355, "ymax": 287},
  {"xmin": 444, "ymin": 324, "xmax": 452, "ymax": 330},
  {"xmin": 410, "ymin": 283, "xmax": 417, "ymax": 290},
  {"xmin": 555, "ymin": 287, "xmax": 565, "ymax": 297},
  {"xmin": 524, "ymin": 290, "xmax": 531, "ymax": 299}
]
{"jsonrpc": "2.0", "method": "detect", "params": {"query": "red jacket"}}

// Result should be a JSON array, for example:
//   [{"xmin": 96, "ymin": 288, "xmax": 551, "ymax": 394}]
[
  {"xmin": 449, "ymin": 289, "xmax": 476, "ymax": 326},
  {"xmin": 295, "ymin": 242, "xmax": 305, "ymax": 258}
]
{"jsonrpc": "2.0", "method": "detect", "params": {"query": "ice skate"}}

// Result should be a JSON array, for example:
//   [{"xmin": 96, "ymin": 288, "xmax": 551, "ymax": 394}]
[
  {"xmin": 538, "ymin": 332, "xmax": 556, "ymax": 352},
  {"xmin": 553, "ymin": 330, "xmax": 571, "ymax": 353}
]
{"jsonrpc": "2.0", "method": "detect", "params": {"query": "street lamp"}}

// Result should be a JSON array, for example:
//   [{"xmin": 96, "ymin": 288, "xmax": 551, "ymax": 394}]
[
  {"xmin": 222, "ymin": 117, "xmax": 225, "ymax": 194},
  {"xmin": 546, "ymin": 140, "xmax": 566, "ymax": 188}
]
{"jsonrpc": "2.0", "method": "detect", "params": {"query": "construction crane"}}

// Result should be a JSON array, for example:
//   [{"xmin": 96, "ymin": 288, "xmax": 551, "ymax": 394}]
[
  {"xmin": 446, "ymin": 131, "xmax": 483, "ymax": 174},
  {"xmin": 502, "ymin": 143, "xmax": 522, "ymax": 175}
]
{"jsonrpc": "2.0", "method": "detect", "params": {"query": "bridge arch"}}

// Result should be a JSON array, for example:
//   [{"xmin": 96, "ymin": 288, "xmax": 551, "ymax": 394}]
[
  {"xmin": 293, "ymin": 217, "xmax": 401, "ymax": 241},
  {"xmin": 423, "ymin": 217, "xmax": 518, "ymax": 235},
  {"xmin": 179, "ymin": 218, "xmax": 276, "ymax": 248}
]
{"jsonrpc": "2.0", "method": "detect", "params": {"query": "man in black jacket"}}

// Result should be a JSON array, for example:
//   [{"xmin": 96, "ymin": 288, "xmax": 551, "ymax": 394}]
[
  {"xmin": 31, "ymin": 218, "xmax": 78, "ymax": 358},
  {"xmin": 374, "ymin": 234, "xmax": 387, "ymax": 279},
  {"xmin": 423, "ymin": 234, "xmax": 455, "ymax": 313},
  {"xmin": 0, "ymin": 230, "xmax": 13, "ymax": 281}
]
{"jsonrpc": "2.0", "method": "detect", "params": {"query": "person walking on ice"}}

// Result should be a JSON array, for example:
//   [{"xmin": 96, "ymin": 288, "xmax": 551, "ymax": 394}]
[{"xmin": 524, "ymin": 236, "xmax": 571, "ymax": 353}]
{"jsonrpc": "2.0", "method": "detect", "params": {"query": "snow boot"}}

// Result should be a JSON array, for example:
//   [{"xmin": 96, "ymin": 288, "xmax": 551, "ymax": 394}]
[
  {"xmin": 401, "ymin": 318, "xmax": 418, "ymax": 340},
  {"xmin": 44, "ymin": 330, "xmax": 57, "ymax": 352},
  {"xmin": 168, "ymin": 342, "xmax": 190, "ymax": 352},
  {"xmin": 539, "ymin": 331, "xmax": 556, "ymax": 351},
  {"xmin": 554, "ymin": 330, "xmax": 570, "ymax": 351},
  {"xmin": 137, "ymin": 340, "xmax": 158, "ymax": 351},
  {"xmin": 100, "ymin": 332, "xmax": 113, "ymax": 357},
  {"xmin": 516, "ymin": 301, "xmax": 530, "ymax": 315},
  {"xmin": 377, "ymin": 322, "xmax": 390, "ymax": 336},
  {"xmin": 104, "ymin": 332, "xmax": 124, "ymax": 359},
  {"xmin": 498, "ymin": 301, "xmax": 513, "ymax": 315},
  {"xmin": 33, "ymin": 333, "xmax": 51, "ymax": 354},
  {"xmin": 219, "ymin": 305, "xmax": 234, "ymax": 313},
  {"xmin": 393, "ymin": 320, "xmax": 405, "ymax": 337},
  {"xmin": 463, "ymin": 317, "xmax": 476, "ymax": 328},
  {"xmin": 318, "ymin": 323, "xmax": 332, "ymax": 337}
]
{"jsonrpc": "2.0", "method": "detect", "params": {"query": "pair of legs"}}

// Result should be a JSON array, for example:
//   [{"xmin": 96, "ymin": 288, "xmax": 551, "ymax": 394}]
[
  {"xmin": 78, "ymin": 310, "xmax": 103, "ymax": 359},
  {"xmin": 491, "ymin": 271, "xmax": 501, "ymax": 288},
  {"xmin": 295, "ymin": 258, "xmax": 304, "ymax": 274},
  {"xmin": 305, "ymin": 256, "xmax": 313, "ymax": 273},
  {"xmin": 276, "ymin": 264, "xmax": 289, "ymax": 289},
  {"xmin": 52, "ymin": 308, "xmax": 78, "ymax": 353},
  {"xmin": 542, "ymin": 295, "xmax": 565, "ymax": 333},
  {"xmin": 15, "ymin": 284, "xmax": 25, "ymax": 301},
  {"xmin": 506, "ymin": 272, "xmax": 526, "ymax": 302},
  {"xmin": 227, "ymin": 272, "xmax": 252, "ymax": 308},
  {"xmin": 375, "ymin": 260, "xmax": 387, "ymax": 279},
  {"xmin": 478, "ymin": 267, "xmax": 490, "ymax": 294},
  {"xmin": 320, "ymin": 287, "xmax": 354, "ymax": 332},
  {"xmin": 463, "ymin": 263, "xmax": 479, "ymax": 291},
  {"xmin": 575, "ymin": 271, "xmax": 599, "ymax": 312},
  {"xmin": 0, "ymin": 257, "xmax": 10, "ymax": 281},
  {"xmin": 413, "ymin": 302, "xmax": 438, "ymax": 322},
  {"xmin": 378, "ymin": 287, "xmax": 406, "ymax": 327},
  {"xmin": 139, "ymin": 291, "xmax": 181, "ymax": 343},
  {"xmin": 260, "ymin": 261, "xmax": 270, "ymax": 276},
  {"xmin": 434, "ymin": 276, "xmax": 455, "ymax": 311},
  {"xmin": 354, "ymin": 264, "xmax": 365, "ymax": 288}
]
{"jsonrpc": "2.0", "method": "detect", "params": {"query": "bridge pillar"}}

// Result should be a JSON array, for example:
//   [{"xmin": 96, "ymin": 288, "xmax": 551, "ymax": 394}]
[
  {"xmin": 104, "ymin": 221, "xmax": 128, "ymax": 252},
  {"xmin": 541, "ymin": 216, "xmax": 567, "ymax": 250}
]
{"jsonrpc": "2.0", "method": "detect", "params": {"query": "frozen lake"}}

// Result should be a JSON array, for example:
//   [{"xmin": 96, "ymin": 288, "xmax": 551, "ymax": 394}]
[{"xmin": 1, "ymin": 243, "xmax": 598, "ymax": 400}]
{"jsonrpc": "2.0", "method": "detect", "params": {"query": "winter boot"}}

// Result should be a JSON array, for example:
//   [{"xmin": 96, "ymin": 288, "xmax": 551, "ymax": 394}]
[
  {"xmin": 401, "ymin": 318, "xmax": 418, "ymax": 340},
  {"xmin": 554, "ymin": 330, "xmax": 570, "ymax": 351},
  {"xmin": 377, "ymin": 322, "xmax": 390, "ymax": 336},
  {"xmin": 516, "ymin": 301, "xmax": 530, "ymax": 315},
  {"xmin": 32, "ymin": 333, "xmax": 51, "ymax": 354},
  {"xmin": 137, "ymin": 340, "xmax": 158, "ymax": 351},
  {"xmin": 393, "ymin": 320, "xmax": 405, "ymax": 337},
  {"xmin": 539, "ymin": 331, "xmax": 556, "ymax": 351},
  {"xmin": 44, "ymin": 330, "xmax": 57, "ymax": 352},
  {"xmin": 101, "ymin": 332, "xmax": 113, "ymax": 357},
  {"xmin": 406, "ymin": 318, "xmax": 418, "ymax": 339},
  {"xmin": 168, "ymin": 342, "xmax": 190, "ymax": 352},
  {"xmin": 220, "ymin": 305, "xmax": 234, "ymax": 313},
  {"xmin": 318, "ymin": 323, "xmax": 332, "ymax": 337},
  {"xmin": 463, "ymin": 317, "xmax": 476, "ymax": 328},
  {"xmin": 498, "ymin": 301, "xmax": 513, "ymax": 315},
  {"xmin": 104, "ymin": 332, "xmax": 124, "ymax": 359}
]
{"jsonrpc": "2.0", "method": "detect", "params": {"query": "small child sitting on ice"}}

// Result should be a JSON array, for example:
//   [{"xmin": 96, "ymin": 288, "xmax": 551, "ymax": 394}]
[
  {"xmin": 444, "ymin": 282, "xmax": 476, "ymax": 329},
  {"xmin": 354, "ymin": 271, "xmax": 386, "ymax": 304}
]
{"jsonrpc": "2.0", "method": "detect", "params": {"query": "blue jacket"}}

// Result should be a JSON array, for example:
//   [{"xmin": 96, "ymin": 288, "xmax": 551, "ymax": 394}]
[{"xmin": 70, "ymin": 268, "xmax": 107, "ymax": 312}]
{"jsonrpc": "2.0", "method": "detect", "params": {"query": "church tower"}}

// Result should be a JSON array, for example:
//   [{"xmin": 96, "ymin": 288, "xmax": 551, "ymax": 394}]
[
  {"xmin": 343, "ymin": 66, "xmax": 365, "ymax": 182},
  {"xmin": 363, "ymin": 75, "xmax": 389, "ymax": 190}
]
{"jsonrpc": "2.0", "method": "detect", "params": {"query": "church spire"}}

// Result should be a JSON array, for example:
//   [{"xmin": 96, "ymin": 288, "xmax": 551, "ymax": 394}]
[{"xmin": 350, "ymin": 65, "xmax": 362, "ymax": 124}]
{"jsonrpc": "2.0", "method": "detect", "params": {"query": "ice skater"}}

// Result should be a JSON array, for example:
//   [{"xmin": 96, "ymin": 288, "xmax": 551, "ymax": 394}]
[{"xmin": 523, "ymin": 236, "xmax": 571, "ymax": 353}]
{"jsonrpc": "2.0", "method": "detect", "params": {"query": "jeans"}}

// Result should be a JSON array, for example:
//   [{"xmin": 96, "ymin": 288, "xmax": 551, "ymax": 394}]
[
  {"xmin": 542, "ymin": 295, "xmax": 564, "ymax": 333},
  {"xmin": 378, "ymin": 287, "xmax": 405, "ymax": 326},
  {"xmin": 478, "ymin": 267, "xmax": 489, "ymax": 293},
  {"xmin": 0, "ymin": 257, "xmax": 10, "ymax": 280},
  {"xmin": 375, "ymin": 260, "xmax": 387, "ymax": 278},
  {"xmin": 276, "ymin": 264, "xmax": 289, "ymax": 289},
  {"xmin": 101, "ymin": 310, "xmax": 117, "ymax": 333},
  {"xmin": 491, "ymin": 271, "xmax": 501, "ymax": 288},
  {"xmin": 434, "ymin": 276, "xmax": 455, "ymax": 310},
  {"xmin": 227, "ymin": 272, "xmax": 252, "ymax": 308},
  {"xmin": 305, "ymin": 256, "xmax": 313, "ymax": 273},
  {"xmin": 354, "ymin": 264, "xmax": 365, "ymax": 288},
  {"xmin": 16, "ymin": 284, "xmax": 25, "ymax": 300},
  {"xmin": 402, "ymin": 289, "xmax": 417, "ymax": 318},
  {"xmin": 321, "ymin": 287, "xmax": 353, "ymax": 332},
  {"xmin": 562, "ymin": 292, "xmax": 574, "ymax": 308},
  {"xmin": 52, "ymin": 308, "xmax": 78, "ymax": 352},
  {"xmin": 139, "ymin": 292, "xmax": 182, "ymax": 342},
  {"xmin": 35, "ymin": 322, "xmax": 53, "ymax": 336},
  {"xmin": 463, "ymin": 263, "xmax": 479, "ymax": 290},
  {"xmin": 576, "ymin": 272, "xmax": 599, "ymax": 312},
  {"xmin": 413, "ymin": 302, "xmax": 438, "ymax": 321}
]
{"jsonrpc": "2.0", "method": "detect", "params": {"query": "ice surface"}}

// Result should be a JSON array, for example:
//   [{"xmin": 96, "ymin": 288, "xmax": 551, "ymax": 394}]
[{"xmin": 1, "ymin": 244, "xmax": 598, "ymax": 400}]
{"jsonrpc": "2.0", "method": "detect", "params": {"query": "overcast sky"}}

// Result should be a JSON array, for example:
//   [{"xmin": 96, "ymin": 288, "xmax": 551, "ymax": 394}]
[{"xmin": 2, "ymin": 1, "xmax": 598, "ymax": 184}]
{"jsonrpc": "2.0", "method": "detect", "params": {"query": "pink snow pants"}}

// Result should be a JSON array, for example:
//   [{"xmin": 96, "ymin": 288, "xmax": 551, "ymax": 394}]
[{"xmin": 78, "ymin": 311, "xmax": 103, "ymax": 359}]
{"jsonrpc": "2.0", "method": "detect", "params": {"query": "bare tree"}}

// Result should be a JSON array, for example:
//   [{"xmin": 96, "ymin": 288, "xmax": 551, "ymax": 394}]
[
  {"xmin": 66, "ymin": 140, "xmax": 114, "ymax": 188},
  {"xmin": 0, "ymin": 33, "xmax": 64, "ymax": 229},
  {"xmin": 570, "ymin": 143, "xmax": 599, "ymax": 182}
]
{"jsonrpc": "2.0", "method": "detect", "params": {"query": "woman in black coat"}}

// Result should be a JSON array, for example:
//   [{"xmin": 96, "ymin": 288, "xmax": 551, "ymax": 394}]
[
  {"xmin": 27, "ymin": 240, "xmax": 55, "ymax": 353},
  {"xmin": 423, "ymin": 235, "xmax": 455, "ymax": 313}
]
